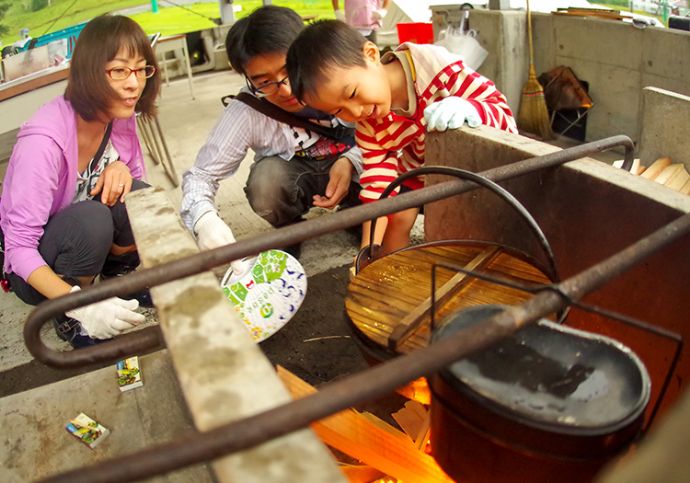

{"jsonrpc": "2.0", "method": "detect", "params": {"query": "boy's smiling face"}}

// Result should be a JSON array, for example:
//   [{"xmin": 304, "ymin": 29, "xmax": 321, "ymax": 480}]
[{"xmin": 304, "ymin": 42, "xmax": 392, "ymax": 123}]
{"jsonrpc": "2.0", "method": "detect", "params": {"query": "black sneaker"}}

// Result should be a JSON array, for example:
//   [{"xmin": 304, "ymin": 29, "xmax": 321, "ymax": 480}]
[
  {"xmin": 100, "ymin": 264, "xmax": 153, "ymax": 308},
  {"xmin": 53, "ymin": 316, "xmax": 104, "ymax": 349}
]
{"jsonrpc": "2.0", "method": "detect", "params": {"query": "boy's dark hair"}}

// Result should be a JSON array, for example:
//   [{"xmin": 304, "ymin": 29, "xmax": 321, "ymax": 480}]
[
  {"xmin": 225, "ymin": 6, "xmax": 304, "ymax": 76},
  {"xmin": 287, "ymin": 20, "xmax": 367, "ymax": 102},
  {"xmin": 65, "ymin": 15, "xmax": 160, "ymax": 121}
]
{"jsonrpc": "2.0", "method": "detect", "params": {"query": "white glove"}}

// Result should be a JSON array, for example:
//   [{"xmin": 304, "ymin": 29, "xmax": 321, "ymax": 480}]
[
  {"xmin": 228, "ymin": 256, "xmax": 255, "ymax": 279},
  {"xmin": 194, "ymin": 211, "xmax": 255, "ymax": 275},
  {"xmin": 66, "ymin": 286, "xmax": 145, "ymax": 340},
  {"xmin": 334, "ymin": 9, "xmax": 346, "ymax": 22},
  {"xmin": 372, "ymin": 8, "xmax": 388, "ymax": 21},
  {"xmin": 424, "ymin": 97, "xmax": 482, "ymax": 132},
  {"xmin": 194, "ymin": 211, "xmax": 236, "ymax": 251}
]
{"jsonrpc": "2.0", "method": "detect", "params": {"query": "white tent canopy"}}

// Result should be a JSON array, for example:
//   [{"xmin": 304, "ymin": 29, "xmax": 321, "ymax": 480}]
[{"xmin": 378, "ymin": 0, "xmax": 433, "ymax": 47}]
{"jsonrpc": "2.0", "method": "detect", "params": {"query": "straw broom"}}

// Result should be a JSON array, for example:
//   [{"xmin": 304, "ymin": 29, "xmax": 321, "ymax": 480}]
[{"xmin": 517, "ymin": 0, "xmax": 553, "ymax": 139}]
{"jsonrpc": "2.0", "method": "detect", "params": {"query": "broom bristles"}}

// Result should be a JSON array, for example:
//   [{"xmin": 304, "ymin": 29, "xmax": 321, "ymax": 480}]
[{"xmin": 518, "ymin": 66, "xmax": 554, "ymax": 140}]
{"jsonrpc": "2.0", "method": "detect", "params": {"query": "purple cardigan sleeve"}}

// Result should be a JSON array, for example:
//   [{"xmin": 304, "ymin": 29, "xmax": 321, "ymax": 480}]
[{"xmin": 1, "ymin": 136, "xmax": 66, "ymax": 281}]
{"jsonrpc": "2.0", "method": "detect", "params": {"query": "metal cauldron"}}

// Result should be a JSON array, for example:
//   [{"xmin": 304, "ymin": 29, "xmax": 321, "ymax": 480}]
[{"xmin": 429, "ymin": 304, "xmax": 651, "ymax": 483}]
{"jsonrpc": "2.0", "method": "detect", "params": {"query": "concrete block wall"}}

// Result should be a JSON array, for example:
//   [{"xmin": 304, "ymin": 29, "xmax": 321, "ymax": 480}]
[
  {"xmin": 464, "ymin": 10, "xmax": 690, "ymax": 146},
  {"xmin": 462, "ymin": 10, "xmax": 529, "ymax": 111},
  {"xmin": 638, "ymin": 87, "xmax": 690, "ymax": 170}
]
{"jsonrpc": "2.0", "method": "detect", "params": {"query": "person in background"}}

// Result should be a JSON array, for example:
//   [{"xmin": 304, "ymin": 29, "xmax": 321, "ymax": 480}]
[
  {"xmin": 0, "ymin": 15, "xmax": 161, "ymax": 347},
  {"xmin": 332, "ymin": 0, "xmax": 391, "ymax": 44},
  {"xmin": 181, "ymin": 6, "xmax": 362, "ymax": 261},
  {"xmin": 287, "ymin": 20, "xmax": 517, "ymax": 259}
]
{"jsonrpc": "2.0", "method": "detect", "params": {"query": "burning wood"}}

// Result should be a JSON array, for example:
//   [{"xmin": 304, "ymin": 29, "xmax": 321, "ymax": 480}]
[{"xmin": 277, "ymin": 366, "xmax": 452, "ymax": 482}]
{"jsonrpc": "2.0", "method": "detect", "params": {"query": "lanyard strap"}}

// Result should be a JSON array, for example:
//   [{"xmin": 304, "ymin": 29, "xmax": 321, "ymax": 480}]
[
  {"xmin": 232, "ymin": 92, "xmax": 352, "ymax": 141},
  {"xmin": 89, "ymin": 122, "xmax": 113, "ymax": 172}
]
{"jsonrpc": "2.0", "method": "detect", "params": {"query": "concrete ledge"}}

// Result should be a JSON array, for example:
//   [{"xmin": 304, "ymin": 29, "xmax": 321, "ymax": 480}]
[
  {"xmin": 0, "ymin": 350, "xmax": 213, "ymax": 482},
  {"xmin": 125, "ymin": 187, "xmax": 343, "ymax": 482},
  {"xmin": 638, "ymin": 87, "xmax": 690, "ymax": 171}
]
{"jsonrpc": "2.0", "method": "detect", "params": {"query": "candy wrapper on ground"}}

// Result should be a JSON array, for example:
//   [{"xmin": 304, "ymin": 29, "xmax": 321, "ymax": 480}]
[
  {"xmin": 221, "ymin": 249, "xmax": 307, "ymax": 342},
  {"xmin": 66, "ymin": 413, "xmax": 110, "ymax": 449},
  {"xmin": 116, "ymin": 356, "xmax": 143, "ymax": 391}
]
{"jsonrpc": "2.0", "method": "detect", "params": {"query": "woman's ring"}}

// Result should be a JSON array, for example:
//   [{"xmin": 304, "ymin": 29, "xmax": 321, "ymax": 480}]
[{"xmin": 118, "ymin": 183, "xmax": 125, "ymax": 188}]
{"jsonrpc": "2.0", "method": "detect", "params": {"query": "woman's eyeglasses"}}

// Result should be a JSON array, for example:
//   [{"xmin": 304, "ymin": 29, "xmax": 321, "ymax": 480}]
[
  {"xmin": 246, "ymin": 75, "xmax": 290, "ymax": 97},
  {"xmin": 106, "ymin": 65, "xmax": 157, "ymax": 81}
]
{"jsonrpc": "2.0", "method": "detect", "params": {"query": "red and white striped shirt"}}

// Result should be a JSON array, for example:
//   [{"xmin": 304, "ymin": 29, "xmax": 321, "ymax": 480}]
[{"xmin": 357, "ymin": 43, "xmax": 517, "ymax": 203}]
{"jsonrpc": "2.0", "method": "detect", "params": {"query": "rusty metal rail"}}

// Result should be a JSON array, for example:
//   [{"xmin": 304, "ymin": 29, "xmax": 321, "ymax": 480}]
[
  {"xmin": 24, "ymin": 135, "xmax": 635, "ymax": 368},
  {"xmin": 39, "ymin": 210, "xmax": 690, "ymax": 483}
]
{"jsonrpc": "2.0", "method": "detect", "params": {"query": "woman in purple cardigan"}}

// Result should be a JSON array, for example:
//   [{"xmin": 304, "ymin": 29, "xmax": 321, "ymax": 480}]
[{"xmin": 0, "ymin": 15, "xmax": 161, "ymax": 347}]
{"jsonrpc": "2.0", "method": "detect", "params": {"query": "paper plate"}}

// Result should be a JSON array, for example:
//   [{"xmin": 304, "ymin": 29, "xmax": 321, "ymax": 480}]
[{"xmin": 220, "ymin": 249, "xmax": 307, "ymax": 342}]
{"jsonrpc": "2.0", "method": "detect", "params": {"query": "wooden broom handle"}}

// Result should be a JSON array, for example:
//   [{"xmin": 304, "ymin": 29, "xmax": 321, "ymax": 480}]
[{"xmin": 527, "ymin": 0, "xmax": 535, "ymax": 67}]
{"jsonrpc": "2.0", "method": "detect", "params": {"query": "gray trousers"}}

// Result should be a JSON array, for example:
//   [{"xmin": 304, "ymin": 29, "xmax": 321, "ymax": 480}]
[
  {"xmin": 244, "ymin": 155, "xmax": 360, "ymax": 227},
  {"xmin": 8, "ymin": 180, "xmax": 148, "ymax": 305}
]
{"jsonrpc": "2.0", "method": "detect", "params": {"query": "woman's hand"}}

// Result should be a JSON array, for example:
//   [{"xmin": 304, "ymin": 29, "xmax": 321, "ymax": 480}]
[{"xmin": 90, "ymin": 160, "xmax": 133, "ymax": 206}]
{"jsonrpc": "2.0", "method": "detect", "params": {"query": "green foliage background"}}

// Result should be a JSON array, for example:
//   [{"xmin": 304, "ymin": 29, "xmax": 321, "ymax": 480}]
[{"xmin": 1, "ymin": 0, "xmax": 334, "ymax": 47}]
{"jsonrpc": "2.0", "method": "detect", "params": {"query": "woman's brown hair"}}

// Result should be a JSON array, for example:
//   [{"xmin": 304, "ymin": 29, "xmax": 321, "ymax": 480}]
[{"xmin": 65, "ymin": 15, "xmax": 161, "ymax": 121}]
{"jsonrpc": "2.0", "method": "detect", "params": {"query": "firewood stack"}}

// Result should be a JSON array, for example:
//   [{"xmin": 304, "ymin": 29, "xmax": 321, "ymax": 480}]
[{"xmin": 613, "ymin": 157, "xmax": 690, "ymax": 195}]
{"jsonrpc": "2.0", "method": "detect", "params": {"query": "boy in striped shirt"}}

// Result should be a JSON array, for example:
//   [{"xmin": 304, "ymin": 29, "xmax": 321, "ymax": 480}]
[{"xmin": 287, "ymin": 20, "xmax": 517, "ymax": 257}]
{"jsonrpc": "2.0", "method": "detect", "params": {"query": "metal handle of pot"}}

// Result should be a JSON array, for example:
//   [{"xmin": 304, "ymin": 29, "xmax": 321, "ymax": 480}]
[{"xmin": 357, "ymin": 166, "xmax": 560, "ymax": 284}]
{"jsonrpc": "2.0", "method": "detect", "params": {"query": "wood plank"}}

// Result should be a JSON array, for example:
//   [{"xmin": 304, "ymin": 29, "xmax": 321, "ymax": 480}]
[
  {"xmin": 346, "ymin": 242, "xmax": 551, "ymax": 353},
  {"xmin": 388, "ymin": 245, "xmax": 501, "ymax": 350},
  {"xmin": 680, "ymin": 178, "xmax": 690, "ymax": 195},
  {"xmin": 0, "ymin": 65, "xmax": 69, "ymax": 102},
  {"xmin": 665, "ymin": 165, "xmax": 690, "ymax": 191},
  {"xmin": 655, "ymin": 164, "xmax": 683, "ymax": 185},
  {"xmin": 640, "ymin": 157, "xmax": 672, "ymax": 180},
  {"xmin": 277, "ymin": 366, "xmax": 454, "ymax": 483}
]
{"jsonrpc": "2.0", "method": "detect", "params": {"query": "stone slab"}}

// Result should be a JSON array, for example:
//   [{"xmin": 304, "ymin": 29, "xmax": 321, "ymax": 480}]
[{"xmin": 0, "ymin": 350, "xmax": 212, "ymax": 482}]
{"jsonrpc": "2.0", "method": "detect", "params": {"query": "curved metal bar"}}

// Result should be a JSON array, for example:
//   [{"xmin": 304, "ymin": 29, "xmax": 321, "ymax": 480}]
[
  {"xmin": 362, "ymin": 166, "xmax": 560, "ymax": 282},
  {"xmin": 25, "ymin": 136, "xmax": 635, "ymax": 368},
  {"xmin": 40, "ymin": 211, "xmax": 690, "ymax": 483}
]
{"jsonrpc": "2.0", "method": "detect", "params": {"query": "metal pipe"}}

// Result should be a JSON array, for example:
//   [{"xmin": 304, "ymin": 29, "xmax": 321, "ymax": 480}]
[
  {"xmin": 39, "ymin": 212, "xmax": 690, "ymax": 483},
  {"xmin": 24, "ymin": 136, "xmax": 636, "ymax": 368}
]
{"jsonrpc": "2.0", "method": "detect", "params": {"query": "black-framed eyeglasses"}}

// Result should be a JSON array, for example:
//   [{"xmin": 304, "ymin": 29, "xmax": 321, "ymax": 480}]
[
  {"xmin": 106, "ymin": 65, "xmax": 157, "ymax": 81},
  {"xmin": 246, "ymin": 75, "xmax": 290, "ymax": 97}
]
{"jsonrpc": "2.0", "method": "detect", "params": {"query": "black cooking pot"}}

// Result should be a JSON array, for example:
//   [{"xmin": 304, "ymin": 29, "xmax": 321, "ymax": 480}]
[{"xmin": 430, "ymin": 305, "xmax": 650, "ymax": 483}]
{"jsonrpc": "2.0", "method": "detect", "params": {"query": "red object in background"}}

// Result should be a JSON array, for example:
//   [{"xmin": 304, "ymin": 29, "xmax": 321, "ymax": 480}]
[{"xmin": 396, "ymin": 22, "xmax": 434, "ymax": 44}]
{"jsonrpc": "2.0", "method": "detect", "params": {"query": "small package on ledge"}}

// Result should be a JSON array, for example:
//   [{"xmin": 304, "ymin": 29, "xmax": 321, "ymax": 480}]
[
  {"xmin": 66, "ymin": 413, "xmax": 110, "ymax": 449},
  {"xmin": 116, "ymin": 356, "xmax": 143, "ymax": 392}
]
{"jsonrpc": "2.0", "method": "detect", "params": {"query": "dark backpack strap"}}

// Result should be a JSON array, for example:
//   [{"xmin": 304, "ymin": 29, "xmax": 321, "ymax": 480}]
[{"xmin": 230, "ymin": 92, "xmax": 351, "ymax": 141}]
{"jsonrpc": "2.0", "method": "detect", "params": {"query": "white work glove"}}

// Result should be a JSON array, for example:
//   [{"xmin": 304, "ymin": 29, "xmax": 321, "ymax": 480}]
[
  {"xmin": 194, "ymin": 211, "xmax": 236, "ymax": 251},
  {"xmin": 334, "ymin": 9, "xmax": 346, "ymax": 22},
  {"xmin": 66, "ymin": 286, "xmax": 145, "ymax": 340},
  {"xmin": 194, "ymin": 210, "xmax": 255, "ymax": 276},
  {"xmin": 424, "ymin": 97, "xmax": 482, "ymax": 132},
  {"xmin": 372, "ymin": 8, "xmax": 388, "ymax": 21}
]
